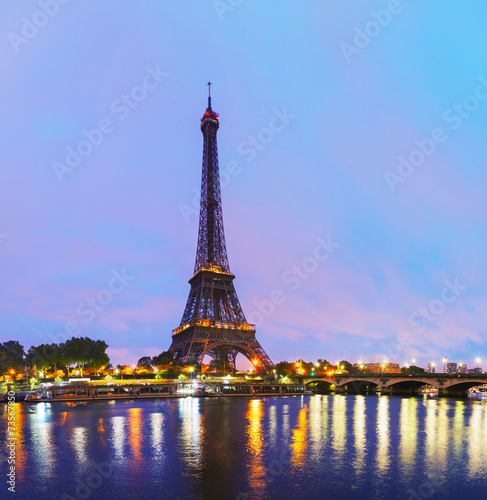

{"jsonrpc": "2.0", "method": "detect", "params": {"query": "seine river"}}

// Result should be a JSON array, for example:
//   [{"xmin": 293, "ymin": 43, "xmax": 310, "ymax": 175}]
[{"xmin": 2, "ymin": 395, "xmax": 487, "ymax": 499}]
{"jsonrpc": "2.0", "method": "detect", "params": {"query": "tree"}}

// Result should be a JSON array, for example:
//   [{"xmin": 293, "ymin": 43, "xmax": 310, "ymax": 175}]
[
  {"xmin": 339, "ymin": 360, "xmax": 360, "ymax": 374},
  {"xmin": 60, "ymin": 337, "xmax": 110, "ymax": 376},
  {"xmin": 26, "ymin": 345, "xmax": 51, "ymax": 373},
  {"xmin": 0, "ymin": 341, "xmax": 25, "ymax": 375},
  {"xmin": 152, "ymin": 350, "xmax": 173, "ymax": 366},
  {"xmin": 208, "ymin": 358, "xmax": 231, "ymax": 373},
  {"xmin": 275, "ymin": 361, "xmax": 295, "ymax": 378},
  {"xmin": 87, "ymin": 340, "xmax": 109, "ymax": 375},
  {"xmin": 26, "ymin": 343, "xmax": 67, "ymax": 376},
  {"xmin": 401, "ymin": 365, "xmax": 425, "ymax": 374},
  {"xmin": 137, "ymin": 356, "xmax": 153, "ymax": 369}
]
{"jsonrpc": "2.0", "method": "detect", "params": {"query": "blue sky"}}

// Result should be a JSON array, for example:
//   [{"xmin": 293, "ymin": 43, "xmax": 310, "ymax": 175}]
[{"xmin": 1, "ymin": 1, "xmax": 486, "ymax": 370}]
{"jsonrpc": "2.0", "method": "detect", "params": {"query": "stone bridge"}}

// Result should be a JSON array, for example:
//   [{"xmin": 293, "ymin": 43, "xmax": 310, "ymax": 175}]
[{"xmin": 302, "ymin": 373, "xmax": 487, "ymax": 396}]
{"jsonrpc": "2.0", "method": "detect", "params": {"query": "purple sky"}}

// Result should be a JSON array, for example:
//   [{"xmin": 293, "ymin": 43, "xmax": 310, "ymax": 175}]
[{"xmin": 1, "ymin": 1, "xmax": 486, "ymax": 370}]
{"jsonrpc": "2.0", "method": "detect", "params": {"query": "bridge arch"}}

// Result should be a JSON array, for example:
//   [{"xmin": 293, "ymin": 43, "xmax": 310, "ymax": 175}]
[
  {"xmin": 444, "ymin": 379, "xmax": 486, "ymax": 394},
  {"xmin": 387, "ymin": 379, "xmax": 436, "ymax": 394},
  {"xmin": 335, "ymin": 378, "xmax": 381, "ymax": 394},
  {"xmin": 306, "ymin": 380, "xmax": 335, "ymax": 393}
]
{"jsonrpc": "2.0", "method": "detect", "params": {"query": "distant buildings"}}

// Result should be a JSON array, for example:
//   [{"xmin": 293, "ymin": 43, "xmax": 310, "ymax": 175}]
[
  {"xmin": 427, "ymin": 363, "xmax": 435, "ymax": 373},
  {"xmin": 458, "ymin": 364, "xmax": 467, "ymax": 374},
  {"xmin": 354, "ymin": 362, "xmax": 401, "ymax": 374},
  {"xmin": 446, "ymin": 363, "xmax": 457, "ymax": 374},
  {"xmin": 469, "ymin": 367, "xmax": 483, "ymax": 375}
]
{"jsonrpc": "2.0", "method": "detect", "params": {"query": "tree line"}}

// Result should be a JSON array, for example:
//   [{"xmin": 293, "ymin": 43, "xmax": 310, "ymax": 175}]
[{"xmin": 0, "ymin": 337, "xmax": 109, "ymax": 378}]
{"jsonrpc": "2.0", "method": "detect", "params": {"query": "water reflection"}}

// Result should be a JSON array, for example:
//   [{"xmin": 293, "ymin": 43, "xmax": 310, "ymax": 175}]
[
  {"xmin": 128, "ymin": 407, "xmax": 142, "ymax": 461},
  {"xmin": 111, "ymin": 416, "xmax": 126, "ymax": 459},
  {"xmin": 332, "ymin": 395, "xmax": 347, "ymax": 460},
  {"xmin": 399, "ymin": 398, "xmax": 417, "ymax": 476},
  {"xmin": 376, "ymin": 396, "xmax": 390, "ymax": 474},
  {"xmin": 467, "ymin": 403, "xmax": 485, "ymax": 477},
  {"xmin": 354, "ymin": 396, "xmax": 366, "ymax": 474},
  {"xmin": 245, "ymin": 399, "xmax": 266, "ymax": 493},
  {"xmin": 150, "ymin": 413, "xmax": 165, "ymax": 459},
  {"xmin": 179, "ymin": 397, "xmax": 204, "ymax": 470},
  {"xmin": 3, "ymin": 396, "xmax": 487, "ymax": 498},
  {"xmin": 290, "ymin": 404, "xmax": 308, "ymax": 469}
]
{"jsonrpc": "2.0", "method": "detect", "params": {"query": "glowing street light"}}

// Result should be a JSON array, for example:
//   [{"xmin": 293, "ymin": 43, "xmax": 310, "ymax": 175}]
[
  {"xmin": 443, "ymin": 357, "xmax": 448, "ymax": 373},
  {"xmin": 476, "ymin": 357, "xmax": 481, "ymax": 369},
  {"xmin": 190, "ymin": 366, "xmax": 194, "ymax": 379}
]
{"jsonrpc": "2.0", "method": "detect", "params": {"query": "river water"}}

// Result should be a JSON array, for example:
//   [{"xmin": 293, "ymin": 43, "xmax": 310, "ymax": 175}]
[{"xmin": 1, "ymin": 394, "xmax": 487, "ymax": 500}]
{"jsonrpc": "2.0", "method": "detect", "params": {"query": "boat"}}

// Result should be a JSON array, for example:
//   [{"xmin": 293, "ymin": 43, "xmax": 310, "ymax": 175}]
[
  {"xmin": 23, "ymin": 383, "xmax": 182, "ymax": 403},
  {"xmin": 191, "ymin": 385, "xmax": 223, "ymax": 397}
]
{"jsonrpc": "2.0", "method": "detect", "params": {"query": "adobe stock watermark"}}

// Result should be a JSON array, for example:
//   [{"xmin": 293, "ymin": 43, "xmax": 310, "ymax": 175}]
[
  {"xmin": 384, "ymin": 76, "xmax": 487, "ymax": 192},
  {"xmin": 340, "ymin": 0, "xmax": 410, "ymax": 64},
  {"xmin": 409, "ymin": 278, "xmax": 467, "ymax": 334},
  {"xmin": 213, "ymin": 0, "xmax": 244, "ymax": 21},
  {"xmin": 379, "ymin": 278, "xmax": 466, "ymax": 362},
  {"xmin": 51, "ymin": 65, "xmax": 168, "ymax": 182},
  {"xmin": 60, "ymin": 457, "xmax": 113, "ymax": 500},
  {"xmin": 178, "ymin": 106, "xmax": 296, "ymax": 223},
  {"xmin": 247, "ymin": 236, "xmax": 339, "ymax": 326},
  {"xmin": 29, "ymin": 268, "xmax": 134, "ymax": 368},
  {"xmin": 7, "ymin": 0, "xmax": 71, "ymax": 53},
  {"xmin": 236, "ymin": 441, "xmax": 291, "ymax": 499}
]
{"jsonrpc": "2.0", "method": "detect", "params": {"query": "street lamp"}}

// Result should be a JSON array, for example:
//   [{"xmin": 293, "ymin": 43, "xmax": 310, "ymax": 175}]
[
  {"xmin": 190, "ymin": 366, "xmax": 194, "ymax": 379},
  {"xmin": 443, "ymin": 357, "xmax": 448, "ymax": 373},
  {"xmin": 476, "ymin": 357, "xmax": 481, "ymax": 370}
]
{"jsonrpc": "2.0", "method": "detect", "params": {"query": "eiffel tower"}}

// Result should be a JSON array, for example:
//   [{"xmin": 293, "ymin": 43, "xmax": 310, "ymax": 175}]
[{"xmin": 169, "ymin": 84, "xmax": 274, "ymax": 371}]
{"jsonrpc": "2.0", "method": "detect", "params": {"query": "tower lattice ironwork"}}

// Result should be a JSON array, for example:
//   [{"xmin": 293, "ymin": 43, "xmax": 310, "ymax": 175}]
[{"xmin": 168, "ymin": 84, "xmax": 274, "ymax": 371}]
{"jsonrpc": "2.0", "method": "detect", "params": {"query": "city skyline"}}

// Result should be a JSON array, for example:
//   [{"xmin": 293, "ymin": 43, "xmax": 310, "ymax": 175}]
[{"xmin": 1, "ymin": 2, "xmax": 486, "ymax": 370}]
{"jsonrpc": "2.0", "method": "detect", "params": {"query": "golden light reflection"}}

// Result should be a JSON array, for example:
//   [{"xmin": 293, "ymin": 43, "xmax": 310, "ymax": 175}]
[
  {"xmin": 97, "ymin": 417, "xmax": 105, "ymax": 433},
  {"xmin": 290, "ymin": 404, "xmax": 309, "ymax": 469},
  {"xmin": 435, "ymin": 399, "xmax": 449, "ymax": 471},
  {"xmin": 467, "ymin": 403, "xmax": 486, "ymax": 477},
  {"xmin": 71, "ymin": 427, "xmax": 88, "ymax": 463},
  {"xmin": 376, "ymin": 396, "xmax": 390, "ymax": 473},
  {"xmin": 424, "ymin": 398, "xmax": 438, "ymax": 465},
  {"xmin": 354, "ymin": 396, "xmax": 366, "ymax": 474},
  {"xmin": 332, "ymin": 396, "xmax": 347, "ymax": 459},
  {"xmin": 97, "ymin": 417, "xmax": 106, "ymax": 447},
  {"xmin": 399, "ymin": 398, "xmax": 418, "ymax": 476},
  {"xmin": 150, "ymin": 413, "xmax": 165, "ymax": 458},
  {"xmin": 180, "ymin": 397, "xmax": 204, "ymax": 470},
  {"xmin": 128, "ymin": 407, "xmax": 143, "ymax": 461},
  {"xmin": 281, "ymin": 404, "xmax": 290, "ymax": 438},
  {"xmin": 111, "ymin": 416, "xmax": 126, "ymax": 459},
  {"xmin": 245, "ymin": 399, "xmax": 266, "ymax": 494},
  {"xmin": 452, "ymin": 400, "xmax": 465, "ymax": 460},
  {"xmin": 309, "ymin": 395, "xmax": 324, "ymax": 458},
  {"xmin": 268, "ymin": 405, "xmax": 277, "ymax": 447}
]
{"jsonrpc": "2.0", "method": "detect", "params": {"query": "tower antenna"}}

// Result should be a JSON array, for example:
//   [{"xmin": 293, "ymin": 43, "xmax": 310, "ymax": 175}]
[{"xmin": 207, "ymin": 81, "xmax": 211, "ymax": 108}]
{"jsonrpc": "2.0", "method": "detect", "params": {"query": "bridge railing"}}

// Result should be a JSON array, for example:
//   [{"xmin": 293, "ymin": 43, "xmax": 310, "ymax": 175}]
[{"xmin": 310, "ymin": 373, "xmax": 487, "ymax": 379}]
